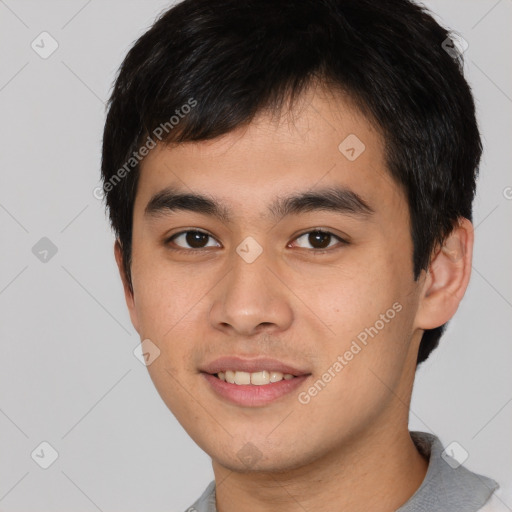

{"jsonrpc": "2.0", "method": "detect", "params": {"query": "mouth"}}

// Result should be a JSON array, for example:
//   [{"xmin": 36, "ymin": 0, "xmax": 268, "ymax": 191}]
[
  {"xmin": 200, "ymin": 356, "xmax": 311, "ymax": 406},
  {"xmin": 201, "ymin": 356, "xmax": 309, "ymax": 377},
  {"xmin": 215, "ymin": 370, "xmax": 297, "ymax": 385}
]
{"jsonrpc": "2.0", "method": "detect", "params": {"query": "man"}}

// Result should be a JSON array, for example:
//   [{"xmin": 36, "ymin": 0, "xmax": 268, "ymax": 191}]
[{"xmin": 100, "ymin": 0, "xmax": 506, "ymax": 509}]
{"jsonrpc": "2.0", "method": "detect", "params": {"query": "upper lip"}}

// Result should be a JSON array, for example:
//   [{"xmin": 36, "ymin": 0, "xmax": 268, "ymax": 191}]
[{"xmin": 200, "ymin": 356, "xmax": 310, "ymax": 377}]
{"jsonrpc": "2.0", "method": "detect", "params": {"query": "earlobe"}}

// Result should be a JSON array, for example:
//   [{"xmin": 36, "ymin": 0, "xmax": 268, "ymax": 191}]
[
  {"xmin": 415, "ymin": 217, "xmax": 474, "ymax": 330},
  {"xmin": 114, "ymin": 240, "xmax": 140, "ymax": 333}
]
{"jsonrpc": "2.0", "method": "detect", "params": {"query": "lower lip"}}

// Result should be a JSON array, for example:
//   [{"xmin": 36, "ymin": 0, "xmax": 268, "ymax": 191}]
[{"xmin": 202, "ymin": 373, "xmax": 310, "ymax": 407}]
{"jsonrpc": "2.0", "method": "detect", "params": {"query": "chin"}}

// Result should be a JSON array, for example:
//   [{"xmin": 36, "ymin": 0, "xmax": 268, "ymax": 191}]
[{"xmin": 214, "ymin": 454, "xmax": 302, "ymax": 474}]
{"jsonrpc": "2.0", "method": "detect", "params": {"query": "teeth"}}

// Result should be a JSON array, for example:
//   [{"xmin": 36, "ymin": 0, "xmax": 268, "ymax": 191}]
[
  {"xmin": 270, "ymin": 371, "xmax": 284, "ymax": 382},
  {"xmin": 235, "ymin": 371, "xmax": 251, "ymax": 385},
  {"xmin": 251, "ymin": 371, "xmax": 270, "ymax": 385},
  {"xmin": 217, "ymin": 370, "xmax": 296, "ymax": 385}
]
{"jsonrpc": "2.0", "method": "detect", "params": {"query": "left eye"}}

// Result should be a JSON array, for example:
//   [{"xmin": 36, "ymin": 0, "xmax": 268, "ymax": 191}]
[{"xmin": 289, "ymin": 230, "xmax": 346, "ymax": 251}]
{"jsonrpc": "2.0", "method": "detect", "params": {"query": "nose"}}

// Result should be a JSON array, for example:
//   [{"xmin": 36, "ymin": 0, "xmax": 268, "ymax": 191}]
[{"xmin": 208, "ymin": 248, "xmax": 294, "ymax": 337}]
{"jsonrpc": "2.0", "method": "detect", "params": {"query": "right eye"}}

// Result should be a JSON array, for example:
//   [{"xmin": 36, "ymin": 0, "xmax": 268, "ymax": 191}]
[{"xmin": 165, "ymin": 230, "xmax": 221, "ymax": 252}]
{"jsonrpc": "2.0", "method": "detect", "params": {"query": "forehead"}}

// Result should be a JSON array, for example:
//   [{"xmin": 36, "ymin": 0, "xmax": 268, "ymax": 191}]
[{"xmin": 134, "ymin": 85, "xmax": 405, "ymax": 222}]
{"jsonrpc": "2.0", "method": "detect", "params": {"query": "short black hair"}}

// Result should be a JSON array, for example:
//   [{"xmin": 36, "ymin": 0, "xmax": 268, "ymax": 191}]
[{"xmin": 101, "ymin": 0, "xmax": 481, "ymax": 366}]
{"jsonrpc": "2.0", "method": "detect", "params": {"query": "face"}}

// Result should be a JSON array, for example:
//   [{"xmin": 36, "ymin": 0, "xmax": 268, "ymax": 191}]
[{"xmin": 121, "ymin": 85, "xmax": 427, "ymax": 473}]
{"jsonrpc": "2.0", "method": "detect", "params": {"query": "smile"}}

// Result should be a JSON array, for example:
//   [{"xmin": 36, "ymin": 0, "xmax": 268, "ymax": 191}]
[{"xmin": 216, "ymin": 370, "xmax": 296, "ymax": 385}]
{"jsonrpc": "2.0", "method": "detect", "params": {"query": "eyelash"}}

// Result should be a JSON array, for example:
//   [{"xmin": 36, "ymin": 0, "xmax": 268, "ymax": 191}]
[{"xmin": 164, "ymin": 229, "xmax": 349, "ymax": 255}]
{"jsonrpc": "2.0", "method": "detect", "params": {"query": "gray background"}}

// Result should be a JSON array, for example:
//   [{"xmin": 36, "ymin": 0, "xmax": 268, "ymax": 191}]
[{"xmin": 0, "ymin": 0, "xmax": 511, "ymax": 510}]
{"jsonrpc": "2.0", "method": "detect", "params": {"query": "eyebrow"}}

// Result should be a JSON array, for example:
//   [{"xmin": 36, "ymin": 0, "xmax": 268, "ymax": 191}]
[{"xmin": 144, "ymin": 185, "xmax": 375, "ymax": 224}]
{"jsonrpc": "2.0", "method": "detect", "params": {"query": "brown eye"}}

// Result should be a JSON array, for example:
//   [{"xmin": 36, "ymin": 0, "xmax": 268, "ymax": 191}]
[
  {"xmin": 167, "ymin": 230, "xmax": 220, "ymax": 250},
  {"xmin": 308, "ymin": 231, "xmax": 332, "ymax": 249},
  {"xmin": 291, "ymin": 230, "xmax": 347, "ymax": 251}
]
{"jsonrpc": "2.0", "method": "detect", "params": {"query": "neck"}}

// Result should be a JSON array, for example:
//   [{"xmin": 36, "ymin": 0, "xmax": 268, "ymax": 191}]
[{"xmin": 212, "ymin": 421, "xmax": 428, "ymax": 512}]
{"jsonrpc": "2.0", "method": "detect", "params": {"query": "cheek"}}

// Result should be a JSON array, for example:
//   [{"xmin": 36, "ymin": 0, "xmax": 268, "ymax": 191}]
[
  {"xmin": 308, "ymin": 257, "xmax": 402, "ymax": 335},
  {"xmin": 303, "ymin": 254, "xmax": 414, "ymax": 387},
  {"xmin": 295, "ymin": 303, "xmax": 413, "ymax": 441},
  {"xmin": 132, "ymin": 254, "xmax": 201, "ymax": 336}
]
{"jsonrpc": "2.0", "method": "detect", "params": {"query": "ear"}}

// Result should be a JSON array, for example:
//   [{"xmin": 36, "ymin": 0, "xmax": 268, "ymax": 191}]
[
  {"xmin": 414, "ymin": 217, "xmax": 474, "ymax": 330},
  {"xmin": 114, "ymin": 239, "xmax": 140, "ymax": 334}
]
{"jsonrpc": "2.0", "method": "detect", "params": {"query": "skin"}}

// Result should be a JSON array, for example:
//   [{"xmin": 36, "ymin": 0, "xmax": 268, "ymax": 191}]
[{"xmin": 115, "ymin": 83, "xmax": 474, "ymax": 512}]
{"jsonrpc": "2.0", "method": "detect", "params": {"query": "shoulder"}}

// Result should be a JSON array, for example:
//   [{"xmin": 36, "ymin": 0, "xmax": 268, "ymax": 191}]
[
  {"xmin": 183, "ymin": 480, "xmax": 216, "ymax": 512},
  {"xmin": 477, "ymin": 483, "xmax": 512, "ymax": 511}
]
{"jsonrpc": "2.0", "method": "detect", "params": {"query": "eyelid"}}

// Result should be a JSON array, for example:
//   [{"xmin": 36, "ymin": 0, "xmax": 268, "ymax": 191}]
[
  {"xmin": 292, "ymin": 227, "xmax": 349, "ymax": 243},
  {"xmin": 289, "ymin": 229, "xmax": 349, "ymax": 251},
  {"xmin": 165, "ymin": 228, "xmax": 221, "ymax": 250}
]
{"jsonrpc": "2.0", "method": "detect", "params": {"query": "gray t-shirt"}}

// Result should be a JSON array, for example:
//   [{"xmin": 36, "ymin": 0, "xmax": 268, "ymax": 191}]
[{"xmin": 184, "ymin": 431, "xmax": 499, "ymax": 512}]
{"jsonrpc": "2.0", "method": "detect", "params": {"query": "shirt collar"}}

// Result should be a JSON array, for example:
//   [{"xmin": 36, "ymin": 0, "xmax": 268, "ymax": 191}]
[{"xmin": 397, "ymin": 431, "xmax": 498, "ymax": 511}]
